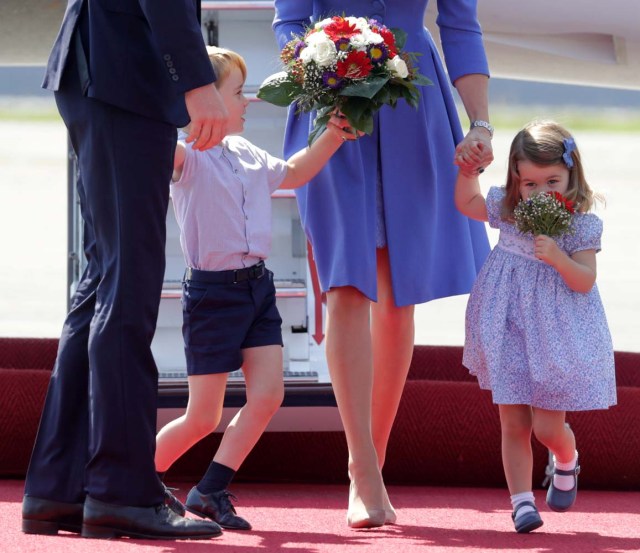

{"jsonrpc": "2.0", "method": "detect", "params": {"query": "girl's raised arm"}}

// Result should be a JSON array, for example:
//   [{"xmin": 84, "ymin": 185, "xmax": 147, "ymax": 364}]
[{"xmin": 455, "ymin": 170, "xmax": 489, "ymax": 222}]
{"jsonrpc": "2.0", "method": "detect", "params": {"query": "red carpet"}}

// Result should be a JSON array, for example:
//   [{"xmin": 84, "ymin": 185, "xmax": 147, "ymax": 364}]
[
  {"xmin": 3, "ymin": 339, "xmax": 639, "ymax": 490},
  {"xmin": 3, "ymin": 479, "xmax": 639, "ymax": 553}
]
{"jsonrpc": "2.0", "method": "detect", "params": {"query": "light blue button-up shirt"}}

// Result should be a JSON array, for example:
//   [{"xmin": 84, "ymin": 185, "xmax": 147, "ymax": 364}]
[{"xmin": 171, "ymin": 132, "xmax": 288, "ymax": 271}]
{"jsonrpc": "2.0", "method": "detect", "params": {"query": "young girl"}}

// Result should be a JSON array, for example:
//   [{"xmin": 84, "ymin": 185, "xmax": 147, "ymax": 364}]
[
  {"xmin": 454, "ymin": 120, "xmax": 616, "ymax": 533},
  {"xmin": 155, "ymin": 46, "xmax": 357, "ymax": 531}
]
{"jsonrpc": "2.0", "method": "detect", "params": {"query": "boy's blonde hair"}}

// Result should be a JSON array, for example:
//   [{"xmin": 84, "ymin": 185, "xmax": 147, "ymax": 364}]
[
  {"xmin": 206, "ymin": 46, "xmax": 247, "ymax": 87},
  {"xmin": 503, "ymin": 120, "xmax": 596, "ymax": 217}
]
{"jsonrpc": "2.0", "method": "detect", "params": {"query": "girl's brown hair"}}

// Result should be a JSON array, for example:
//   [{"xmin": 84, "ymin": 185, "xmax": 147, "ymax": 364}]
[
  {"xmin": 205, "ymin": 46, "xmax": 247, "ymax": 87},
  {"xmin": 503, "ymin": 120, "xmax": 595, "ymax": 218}
]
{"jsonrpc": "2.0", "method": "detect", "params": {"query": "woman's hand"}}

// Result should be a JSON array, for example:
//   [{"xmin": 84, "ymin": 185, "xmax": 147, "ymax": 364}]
[{"xmin": 454, "ymin": 127, "xmax": 494, "ymax": 176}]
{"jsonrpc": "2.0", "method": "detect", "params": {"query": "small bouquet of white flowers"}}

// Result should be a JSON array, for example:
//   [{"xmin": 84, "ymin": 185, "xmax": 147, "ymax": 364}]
[
  {"xmin": 513, "ymin": 191, "xmax": 576, "ymax": 237},
  {"xmin": 258, "ymin": 15, "xmax": 431, "ymax": 143}
]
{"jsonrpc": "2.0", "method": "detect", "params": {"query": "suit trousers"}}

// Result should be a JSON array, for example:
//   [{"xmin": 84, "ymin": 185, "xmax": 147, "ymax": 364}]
[{"xmin": 24, "ymin": 46, "xmax": 176, "ymax": 507}]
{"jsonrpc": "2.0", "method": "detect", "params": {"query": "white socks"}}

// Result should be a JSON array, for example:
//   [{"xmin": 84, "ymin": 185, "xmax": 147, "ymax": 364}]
[
  {"xmin": 553, "ymin": 450, "xmax": 579, "ymax": 491},
  {"xmin": 511, "ymin": 491, "xmax": 536, "ymax": 521}
]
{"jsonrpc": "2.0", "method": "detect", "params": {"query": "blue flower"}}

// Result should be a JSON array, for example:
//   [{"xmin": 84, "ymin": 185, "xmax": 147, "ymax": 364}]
[
  {"xmin": 322, "ymin": 71, "xmax": 343, "ymax": 89},
  {"xmin": 367, "ymin": 43, "xmax": 388, "ymax": 65},
  {"xmin": 293, "ymin": 41, "xmax": 305, "ymax": 58},
  {"xmin": 334, "ymin": 38, "xmax": 351, "ymax": 53}
]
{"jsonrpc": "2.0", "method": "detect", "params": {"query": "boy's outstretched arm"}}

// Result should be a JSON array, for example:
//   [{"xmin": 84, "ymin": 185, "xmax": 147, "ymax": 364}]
[
  {"xmin": 280, "ymin": 115, "xmax": 359, "ymax": 189},
  {"xmin": 454, "ymin": 169, "xmax": 489, "ymax": 222},
  {"xmin": 172, "ymin": 142, "xmax": 187, "ymax": 182}
]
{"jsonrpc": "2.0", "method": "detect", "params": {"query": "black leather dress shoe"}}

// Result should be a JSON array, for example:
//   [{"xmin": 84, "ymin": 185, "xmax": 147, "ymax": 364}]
[
  {"xmin": 22, "ymin": 495, "xmax": 84, "ymax": 535},
  {"xmin": 185, "ymin": 487, "xmax": 252, "ymax": 530},
  {"xmin": 81, "ymin": 495, "xmax": 222, "ymax": 540},
  {"xmin": 162, "ymin": 484, "xmax": 186, "ymax": 516}
]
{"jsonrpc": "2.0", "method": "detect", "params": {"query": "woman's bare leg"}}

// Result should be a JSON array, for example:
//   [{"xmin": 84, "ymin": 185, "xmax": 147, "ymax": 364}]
[
  {"xmin": 370, "ymin": 248, "xmax": 415, "ymax": 522},
  {"xmin": 325, "ymin": 286, "xmax": 385, "ymax": 528}
]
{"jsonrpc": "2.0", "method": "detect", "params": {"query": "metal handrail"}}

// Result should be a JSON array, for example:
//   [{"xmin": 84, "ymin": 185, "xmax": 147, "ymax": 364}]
[{"xmin": 201, "ymin": 1, "xmax": 274, "ymax": 10}]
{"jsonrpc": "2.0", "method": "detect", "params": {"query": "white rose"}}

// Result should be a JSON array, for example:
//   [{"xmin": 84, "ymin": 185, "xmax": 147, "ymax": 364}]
[
  {"xmin": 349, "ymin": 33, "xmax": 368, "ymax": 52},
  {"xmin": 306, "ymin": 30, "xmax": 329, "ymax": 45},
  {"xmin": 346, "ymin": 16, "xmax": 369, "ymax": 32},
  {"xmin": 304, "ymin": 33, "xmax": 337, "ymax": 67},
  {"xmin": 299, "ymin": 46, "xmax": 314, "ymax": 64},
  {"xmin": 311, "ymin": 39, "xmax": 338, "ymax": 67},
  {"xmin": 360, "ymin": 28, "xmax": 384, "ymax": 44},
  {"xmin": 386, "ymin": 56, "xmax": 409, "ymax": 78},
  {"xmin": 315, "ymin": 18, "xmax": 333, "ymax": 29}
]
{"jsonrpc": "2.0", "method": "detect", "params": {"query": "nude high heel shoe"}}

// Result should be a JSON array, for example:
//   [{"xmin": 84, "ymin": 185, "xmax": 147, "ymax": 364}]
[
  {"xmin": 381, "ymin": 486, "xmax": 397, "ymax": 525},
  {"xmin": 347, "ymin": 481, "xmax": 385, "ymax": 529},
  {"xmin": 346, "ymin": 463, "xmax": 386, "ymax": 529}
]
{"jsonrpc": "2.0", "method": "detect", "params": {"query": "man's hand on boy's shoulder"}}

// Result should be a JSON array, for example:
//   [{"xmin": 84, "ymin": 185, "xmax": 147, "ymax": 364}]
[{"xmin": 185, "ymin": 83, "xmax": 229, "ymax": 151}]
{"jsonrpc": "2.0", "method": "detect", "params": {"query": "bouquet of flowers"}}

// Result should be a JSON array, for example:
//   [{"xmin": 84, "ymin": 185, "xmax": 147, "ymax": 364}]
[
  {"xmin": 257, "ymin": 15, "xmax": 431, "ymax": 143},
  {"xmin": 513, "ymin": 191, "xmax": 576, "ymax": 237}
]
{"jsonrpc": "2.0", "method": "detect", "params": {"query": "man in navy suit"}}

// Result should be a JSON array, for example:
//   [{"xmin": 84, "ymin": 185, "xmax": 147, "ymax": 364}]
[{"xmin": 21, "ymin": 0, "xmax": 228, "ymax": 540}]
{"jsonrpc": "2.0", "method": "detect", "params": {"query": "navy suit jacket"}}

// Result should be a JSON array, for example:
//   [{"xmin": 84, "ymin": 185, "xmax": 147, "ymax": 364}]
[{"xmin": 43, "ymin": 0, "xmax": 215, "ymax": 127}]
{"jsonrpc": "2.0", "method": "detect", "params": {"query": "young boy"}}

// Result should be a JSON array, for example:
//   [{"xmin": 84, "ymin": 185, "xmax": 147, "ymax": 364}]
[{"xmin": 155, "ymin": 46, "xmax": 356, "ymax": 530}]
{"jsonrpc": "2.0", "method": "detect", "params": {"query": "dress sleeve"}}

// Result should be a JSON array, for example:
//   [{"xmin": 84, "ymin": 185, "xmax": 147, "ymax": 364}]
[
  {"xmin": 273, "ymin": 0, "xmax": 313, "ymax": 50},
  {"xmin": 564, "ymin": 214, "xmax": 603, "ymax": 255},
  {"xmin": 436, "ymin": 0, "xmax": 490, "ymax": 83},
  {"xmin": 486, "ymin": 186, "xmax": 504, "ymax": 229}
]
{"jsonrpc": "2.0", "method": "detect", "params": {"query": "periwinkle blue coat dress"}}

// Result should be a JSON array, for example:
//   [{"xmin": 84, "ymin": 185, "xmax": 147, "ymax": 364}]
[{"xmin": 273, "ymin": 0, "xmax": 491, "ymax": 307}]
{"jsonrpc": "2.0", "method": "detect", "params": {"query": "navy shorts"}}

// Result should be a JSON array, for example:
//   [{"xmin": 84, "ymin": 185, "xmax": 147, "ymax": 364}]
[{"xmin": 182, "ymin": 263, "xmax": 283, "ymax": 375}]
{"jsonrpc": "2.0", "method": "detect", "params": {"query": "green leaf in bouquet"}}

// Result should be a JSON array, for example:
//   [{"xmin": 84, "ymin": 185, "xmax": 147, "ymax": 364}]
[
  {"xmin": 346, "ymin": 108, "xmax": 374, "ymax": 135},
  {"xmin": 412, "ymin": 73, "xmax": 433, "ymax": 87},
  {"xmin": 399, "ymin": 85, "xmax": 421, "ymax": 109},
  {"xmin": 372, "ymin": 86, "xmax": 392, "ymax": 105},
  {"xmin": 307, "ymin": 106, "xmax": 333, "ymax": 146},
  {"xmin": 390, "ymin": 28, "xmax": 408, "ymax": 50},
  {"xmin": 339, "ymin": 76, "xmax": 389, "ymax": 100},
  {"xmin": 257, "ymin": 72, "xmax": 301, "ymax": 107},
  {"xmin": 308, "ymin": 121, "xmax": 328, "ymax": 146},
  {"xmin": 341, "ymin": 97, "xmax": 372, "ymax": 125}
]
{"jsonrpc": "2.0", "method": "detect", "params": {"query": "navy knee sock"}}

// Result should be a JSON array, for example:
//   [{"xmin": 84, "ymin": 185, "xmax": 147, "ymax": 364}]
[{"xmin": 196, "ymin": 461, "xmax": 236, "ymax": 495}]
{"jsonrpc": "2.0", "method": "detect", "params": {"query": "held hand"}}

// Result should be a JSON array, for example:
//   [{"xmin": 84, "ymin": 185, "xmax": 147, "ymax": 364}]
[
  {"xmin": 184, "ymin": 83, "xmax": 229, "ymax": 151},
  {"xmin": 534, "ymin": 235, "xmax": 564, "ymax": 266},
  {"xmin": 454, "ymin": 127, "xmax": 494, "ymax": 176},
  {"xmin": 325, "ymin": 113, "xmax": 363, "ymax": 143}
]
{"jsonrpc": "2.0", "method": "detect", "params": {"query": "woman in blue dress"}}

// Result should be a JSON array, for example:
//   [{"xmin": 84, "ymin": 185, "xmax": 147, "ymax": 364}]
[{"xmin": 273, "ymin": 0, "xmax": 493, "ymax": 528}]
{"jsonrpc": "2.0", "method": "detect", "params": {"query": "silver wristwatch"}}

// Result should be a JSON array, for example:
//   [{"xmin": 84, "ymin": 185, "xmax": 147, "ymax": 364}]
[{"xmin": 470, "ymin": 120, "xmax": 494, "ymax": 138}]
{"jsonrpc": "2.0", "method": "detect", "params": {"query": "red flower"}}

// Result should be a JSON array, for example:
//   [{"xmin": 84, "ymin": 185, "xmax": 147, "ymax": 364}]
[
  {"xmin": 336, "ymin": 50, "xmax": 373, "ymax": 79},
  {"xmin": 549, "ymin": 191, "xmax": 575, "ymax": 214},
  {"xmin": 377, "ymin": 27, "xmax": 397, "ymax": 56},
  {"xmin": 324, "ymin": 17, "xmax": 359, "ymax": 41}
]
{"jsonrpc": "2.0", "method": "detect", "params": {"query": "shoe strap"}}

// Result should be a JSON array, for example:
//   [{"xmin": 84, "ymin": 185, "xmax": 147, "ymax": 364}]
[
  {"xmin": 512, "ymin": 501, "xmax": 538, "ymax": 518},
  {"xmin": 554, "ymin": 464, "xmax": 581, "ymax": 476}
]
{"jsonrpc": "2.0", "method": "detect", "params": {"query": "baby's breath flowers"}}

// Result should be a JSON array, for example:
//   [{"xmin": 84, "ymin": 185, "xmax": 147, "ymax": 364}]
[
  {"xmin": 514, "ymin": 191, "xmax": 576, "ymax": 237},
  {"xmin": 258, "ymin": 15, "xmax": 431, "ymax": 143}
]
